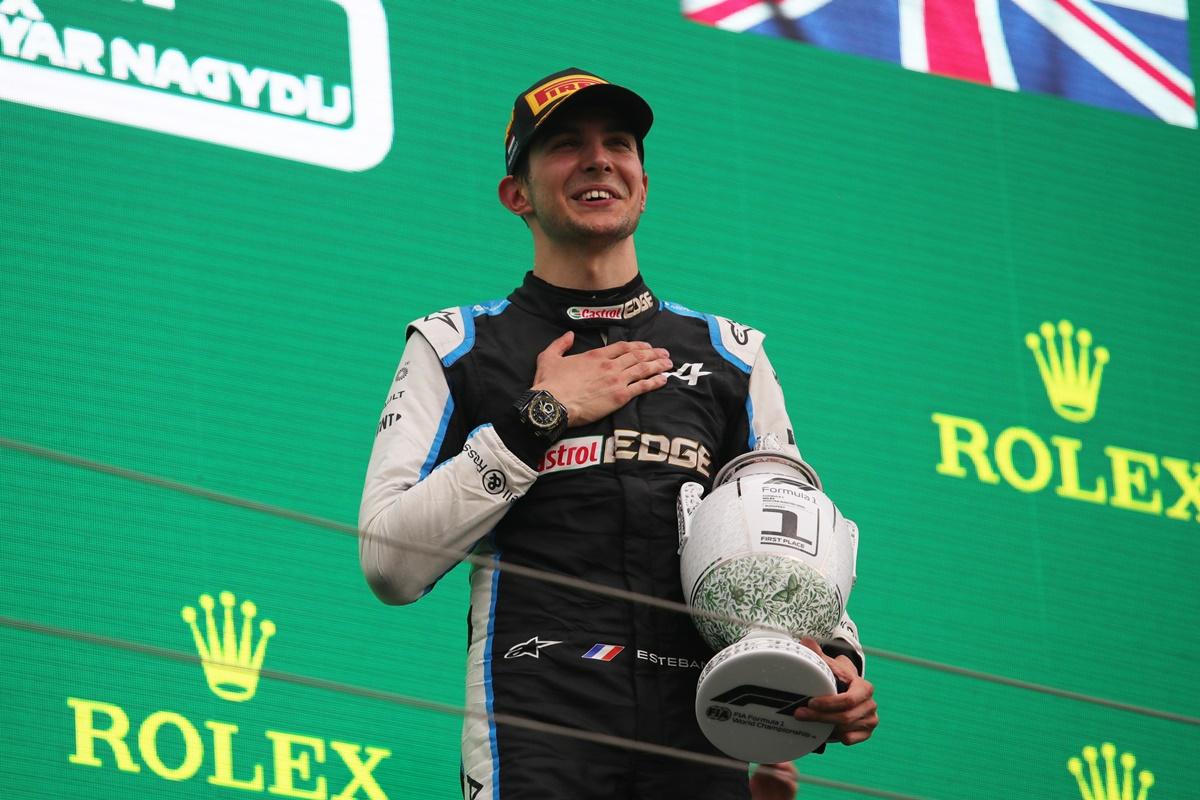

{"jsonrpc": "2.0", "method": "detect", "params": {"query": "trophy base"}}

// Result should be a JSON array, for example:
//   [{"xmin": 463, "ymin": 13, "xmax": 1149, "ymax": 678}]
[{"xmin": 695, "ymin": 636, "xmax": 836, "ymax": 762}]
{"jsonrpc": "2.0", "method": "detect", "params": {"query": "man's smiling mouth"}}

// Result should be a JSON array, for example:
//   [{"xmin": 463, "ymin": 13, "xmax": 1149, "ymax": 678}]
[{"xmin": 574, "ymin": 188, "xmax": 618, "ymax": 202}]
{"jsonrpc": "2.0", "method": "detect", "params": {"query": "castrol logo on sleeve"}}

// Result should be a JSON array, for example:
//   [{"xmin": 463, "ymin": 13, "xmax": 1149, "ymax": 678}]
[{"xmin": 537, "ymin": 436, "xmax": 604, "ymax": 475}]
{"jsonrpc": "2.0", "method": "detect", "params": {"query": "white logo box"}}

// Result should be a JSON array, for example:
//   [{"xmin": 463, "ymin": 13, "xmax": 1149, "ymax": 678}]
[{"xmin": 0, "ymin": 0, "xmax": 393, "ymax": 171}]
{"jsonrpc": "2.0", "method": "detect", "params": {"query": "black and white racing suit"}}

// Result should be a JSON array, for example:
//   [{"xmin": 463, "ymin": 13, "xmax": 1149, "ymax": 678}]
[{"xmin": 359, "ymin": 272, "xmax": 863, "ymax": 800}]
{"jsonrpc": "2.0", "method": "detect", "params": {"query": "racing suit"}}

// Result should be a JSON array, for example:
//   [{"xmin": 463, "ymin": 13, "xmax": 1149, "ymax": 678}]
[{"xmin": 359, "ymin": 272, "xmax": 863, "ymax": 800}]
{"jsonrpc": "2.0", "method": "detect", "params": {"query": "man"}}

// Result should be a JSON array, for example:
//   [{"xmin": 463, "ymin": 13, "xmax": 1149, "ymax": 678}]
[{"xmin": 359, "ymin": 68, "xmax": 877, "ymax": 800}]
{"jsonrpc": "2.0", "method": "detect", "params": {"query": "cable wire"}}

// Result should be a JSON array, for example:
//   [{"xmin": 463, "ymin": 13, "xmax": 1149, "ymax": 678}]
[
  {"xmin": 0, "ymin": 614, "xmax": 931, "ymax": 800},
  {"xmin": 2, "ymin": 435, "xmax": 1197, "ymax": 728}
]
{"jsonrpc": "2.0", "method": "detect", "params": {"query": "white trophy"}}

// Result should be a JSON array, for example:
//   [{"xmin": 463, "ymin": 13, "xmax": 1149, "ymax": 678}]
[{"xmin": 677, "ymin": 437, "xmax": 858, "ymax": 762}]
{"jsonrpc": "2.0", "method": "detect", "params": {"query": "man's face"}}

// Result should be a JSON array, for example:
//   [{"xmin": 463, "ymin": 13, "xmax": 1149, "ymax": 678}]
[{"xmin": 518, "ymin": 105, "xmax": 648, "ymax": 246}]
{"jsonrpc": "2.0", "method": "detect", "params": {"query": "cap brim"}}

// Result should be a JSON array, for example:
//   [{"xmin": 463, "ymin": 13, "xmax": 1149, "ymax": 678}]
[{"xmin": 537, "ymin": 82, "xmax": 654, "ymax": 141}]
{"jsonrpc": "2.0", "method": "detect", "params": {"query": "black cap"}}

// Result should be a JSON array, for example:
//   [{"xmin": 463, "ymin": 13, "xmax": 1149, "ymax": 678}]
[{"xmin": 504, "ymin": 68, "xmax": 654, "ymax": 175}]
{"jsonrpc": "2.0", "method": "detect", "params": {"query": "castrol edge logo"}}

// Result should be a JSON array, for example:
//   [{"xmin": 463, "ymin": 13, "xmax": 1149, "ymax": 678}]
[
  {"xmin": 538, "ymin": 430, "xmax": 713, "ymax": 478},
  {"xmin": 538, "ymin": 435, "xmax": 604, "ymax": 475},
  {"xmin": 566, "ymin": 291, "xmax": 654, "ymax": 321},
  {"xmin": 0, "ymin": 0, "xmax": 393, "ymax": 171}
]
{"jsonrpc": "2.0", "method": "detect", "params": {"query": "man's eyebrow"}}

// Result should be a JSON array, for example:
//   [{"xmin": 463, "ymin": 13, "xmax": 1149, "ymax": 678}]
[{"xmin": 543, "ymin": 121, "xmax": 636, "ymax": 137}]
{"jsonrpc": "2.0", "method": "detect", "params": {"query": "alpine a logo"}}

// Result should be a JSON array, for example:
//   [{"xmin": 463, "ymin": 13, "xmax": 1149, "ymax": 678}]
[{"xmin": 565, "ymin": 291, "xmax": 653, "ymax": 321}]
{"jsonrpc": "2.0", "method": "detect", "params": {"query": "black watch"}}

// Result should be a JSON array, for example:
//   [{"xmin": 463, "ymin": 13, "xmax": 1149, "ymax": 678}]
[{"xmin": 514, "ymin": 389, "xmax": 568, "ymax": 441}]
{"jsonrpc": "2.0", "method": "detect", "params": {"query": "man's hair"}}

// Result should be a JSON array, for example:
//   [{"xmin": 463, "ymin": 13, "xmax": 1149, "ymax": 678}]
[{"xmin": 511, "ymin": 153, "xmax": 532, "ymax": 185}]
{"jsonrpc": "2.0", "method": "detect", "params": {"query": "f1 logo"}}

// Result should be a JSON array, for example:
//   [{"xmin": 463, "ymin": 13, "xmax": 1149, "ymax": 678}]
[{"xmin": 709, "ymin": 685, "xmax": 813, "ymax": 716}]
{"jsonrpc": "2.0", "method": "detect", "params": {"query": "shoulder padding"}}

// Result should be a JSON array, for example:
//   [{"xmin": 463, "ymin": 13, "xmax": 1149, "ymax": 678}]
[
  {"xmin": 407, "ymin": 307, "xmax": 468, "ymax": 364},
  {"xmin": 710, "ymin": 313, "xmax": 764, "ymax": 373},
  {"xmin": 661, "ymin": 300, "xmax": 763, "ymax": 373}
]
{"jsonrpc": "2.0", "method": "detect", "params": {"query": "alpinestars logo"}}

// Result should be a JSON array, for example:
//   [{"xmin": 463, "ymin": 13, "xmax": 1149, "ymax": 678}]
[
  {"xmin": 0, "ymin": 0, "xmax": 393, "ymax": 170},
  {"xmin": 504, "ymin": 636, "xmax": 561, "ymax": 659},
  {"xmin": 1066, "ymin": 742, "xmax": 1154, "ymax": 800},
  {"xmin": 67, "ymin": 589, "xmax": 393, "ymax": 797},
  {"xmin": 931, "ymin": 320, "xmax": 1199, "ymax": 525}
]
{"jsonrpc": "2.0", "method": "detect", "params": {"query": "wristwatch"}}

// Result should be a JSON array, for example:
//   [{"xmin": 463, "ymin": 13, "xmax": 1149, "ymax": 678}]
[{"xmin": 514, "ymin": 389, "xmax": 568, "ymax": 441}]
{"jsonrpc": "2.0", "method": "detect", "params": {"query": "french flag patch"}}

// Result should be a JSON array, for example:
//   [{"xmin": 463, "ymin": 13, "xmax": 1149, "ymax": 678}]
[{"xmin": 582, "ymin": 644, "xmax": 625, "ymax": 661}]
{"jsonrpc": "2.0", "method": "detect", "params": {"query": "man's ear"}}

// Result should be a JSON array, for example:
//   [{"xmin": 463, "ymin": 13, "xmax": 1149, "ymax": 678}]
[
  {"xmin": 640, "ymin": 172, "xmax": 649, "ymax": 213},
  {"xmin": 498, "ymin": 175, "xmax": 532, "ymax": 217}
]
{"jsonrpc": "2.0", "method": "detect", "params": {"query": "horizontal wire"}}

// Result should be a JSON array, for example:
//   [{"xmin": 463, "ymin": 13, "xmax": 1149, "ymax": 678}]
[
  {"xmin": 2, "ymin": 435, "xmax": 1197, "ymax": 728},
  {"xmin": 867, "ymin": 646, "xmax": 1200, "ymax": 725},
  {"xmin": 0, "ymin": 614, "xmax": 930, "ymax": 800}
]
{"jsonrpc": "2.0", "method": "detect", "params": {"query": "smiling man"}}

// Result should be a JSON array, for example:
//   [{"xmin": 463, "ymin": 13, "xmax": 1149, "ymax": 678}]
[{"xmin": 359, "ymin": 68, "xmax": 877, "ymax": 800}]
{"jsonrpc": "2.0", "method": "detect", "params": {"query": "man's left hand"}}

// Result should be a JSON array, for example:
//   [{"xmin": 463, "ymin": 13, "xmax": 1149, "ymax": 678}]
[
  {"xmin": 793, "ymin": 638, "xmax": 878, "ymax": 746},
  {"xmin": 749, "ymin": 762, "xmax": 799, "ymax": 800}
]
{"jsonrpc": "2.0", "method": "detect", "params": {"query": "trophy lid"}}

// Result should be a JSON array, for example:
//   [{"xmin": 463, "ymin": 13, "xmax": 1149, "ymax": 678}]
[{"xmin": 713, "ymin": 435, "xmax": 822, "ymax": 490}]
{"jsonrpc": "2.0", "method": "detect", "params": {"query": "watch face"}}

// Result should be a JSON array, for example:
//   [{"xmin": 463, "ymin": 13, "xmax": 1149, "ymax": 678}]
[{"xmin": 528, "ymin": 395, "xmax": 562, "ymax": 429}]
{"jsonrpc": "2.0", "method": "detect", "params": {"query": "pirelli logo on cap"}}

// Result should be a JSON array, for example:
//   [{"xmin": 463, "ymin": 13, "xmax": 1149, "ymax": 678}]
[{"xmin": 525, "ymin": 73, "xmax": 607, "ymax": 116}]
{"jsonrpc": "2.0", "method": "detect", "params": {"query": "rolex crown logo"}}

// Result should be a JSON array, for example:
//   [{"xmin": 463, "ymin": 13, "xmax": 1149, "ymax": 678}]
[
  {"xmin": 1067, "ymin": 742, "xmax": 1154, "ymax": 800},
  {"xmin": 181, "ymin": 591, "xmax": 276, "ymax": 702},
  {"xmin": 1024, "ymin": 319, "xmax": 1109, "ymax": 423}
]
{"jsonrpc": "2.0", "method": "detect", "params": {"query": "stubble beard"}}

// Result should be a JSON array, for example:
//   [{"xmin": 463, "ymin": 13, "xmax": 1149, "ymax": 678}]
[{"xmin": 529, "ymin": 192, "xmax": 642, "ymax": 249}]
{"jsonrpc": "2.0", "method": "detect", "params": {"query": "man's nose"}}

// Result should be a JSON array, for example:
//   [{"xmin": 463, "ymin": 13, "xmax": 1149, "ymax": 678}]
[{"xmin": 581, "ymin": 139, "xmax": 613, "ymax": 171}]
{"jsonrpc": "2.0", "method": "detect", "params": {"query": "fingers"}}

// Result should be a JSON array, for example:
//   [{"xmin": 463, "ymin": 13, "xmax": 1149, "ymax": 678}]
[
  {"xmin": 759, "ymin": 762, "xmax": 798, "ymax": 783},
  {"xmin": 798, "ymin": 639, "xmax": 856, "ymax": 683},
  {"xmin": 793, "ymin": 673, "xmax": 878, "ymax": 746},
  {"xmin": 830, "ymin": 703, "xmax": 879, "ymax": 745},
  {"xmin": 791, "ymin": 640, "xmax": 877, "ymax": 745},
  {"xmin": 626, "ymin": 356, "xmax": 673, "ymax": 382},
  {"xmin": 603, "ymin": 339, "xmax": 653, "ymax": 355},
  {"xmin": 538, "ymin": 330, "xmax": 575, "ymax": 360},
  {"xmin": 840, "ymin": 724, "xmax": 878, "ymax": 748},
  {"xmin": 797, "ymin": 670, "xmax": 873, "ymax": 716},
  {"xmin": 624, "ymin": 372, "xmax": 669, "ymax": 399},
  {"xmin": 749, "ymin": 762, "xmax": 799, "ymax": 800},
  {"xmin": 612, "ymin": 345, "xmax": 669, "ymax": 369},
  {"xmin": 533, "ymin": 337, "xmax": 670, "ymax": 426}
]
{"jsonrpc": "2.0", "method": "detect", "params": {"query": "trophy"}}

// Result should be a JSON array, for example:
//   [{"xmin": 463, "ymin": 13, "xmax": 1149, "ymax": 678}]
[{"xmin": 677, "ymin": 438, "xmax": 858, "ymax": 762}]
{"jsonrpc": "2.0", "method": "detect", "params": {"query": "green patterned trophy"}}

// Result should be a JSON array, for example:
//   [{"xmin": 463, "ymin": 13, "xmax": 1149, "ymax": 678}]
[{"xmin": 677, "ymin": 440, "xmax": 858, "ymax": 762}]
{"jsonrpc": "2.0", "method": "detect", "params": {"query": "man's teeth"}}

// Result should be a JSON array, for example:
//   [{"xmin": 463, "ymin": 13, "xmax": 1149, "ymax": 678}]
[{"xmin": 581, "ymin": 190, "xmax": 613, "ymax": 200}]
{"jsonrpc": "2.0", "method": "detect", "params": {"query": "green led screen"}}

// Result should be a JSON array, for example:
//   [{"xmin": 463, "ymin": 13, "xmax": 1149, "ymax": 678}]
[{"xmin": 2, "ymin": 1, "xmax": 1198, "ymax": 799}]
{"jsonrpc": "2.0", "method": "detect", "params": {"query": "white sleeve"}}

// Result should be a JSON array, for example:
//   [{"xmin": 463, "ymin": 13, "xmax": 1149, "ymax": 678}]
[
  {"xmin": 358, "ymin": 333, "xmax": 538, "ymax": 605},
  {"xmin": 747, "ymin": 348, "xmax": 818, "ymax": 484},
  {"xmin": 750, "ymin": 347, "xmax": 866, "ymax": 674}
]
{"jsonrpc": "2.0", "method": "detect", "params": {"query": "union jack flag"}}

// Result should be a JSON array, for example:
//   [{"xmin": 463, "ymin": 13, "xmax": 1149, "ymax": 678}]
[{"xmin": 683, "ymin": 0, "xmax": 1195, "ymax": 126}]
